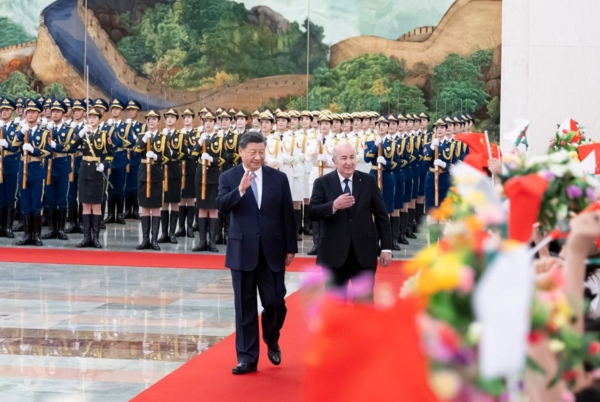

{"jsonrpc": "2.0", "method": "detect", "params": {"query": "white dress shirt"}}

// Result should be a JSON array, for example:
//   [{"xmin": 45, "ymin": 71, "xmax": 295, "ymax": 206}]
[{"xmin": 240, "ymin": 165, "xmax": 263, "ymax": 208}]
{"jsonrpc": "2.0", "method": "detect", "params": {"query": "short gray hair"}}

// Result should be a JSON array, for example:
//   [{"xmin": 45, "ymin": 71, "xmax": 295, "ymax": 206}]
[{"xmin": 332, "ymin": 142, "xmax": 354, "ymax": 159}]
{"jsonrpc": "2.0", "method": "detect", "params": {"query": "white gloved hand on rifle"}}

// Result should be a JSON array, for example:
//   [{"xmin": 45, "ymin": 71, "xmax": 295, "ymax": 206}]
[
  {"xmin": 430, "ymin": 138, "xmax": 440, "ymax": 150},
  {"xmin": 377, "ymin": 156, "xmax": 387, "ymax": 166},
  {"xmin": 78, "ymin": 126, "xmax": 90, "ymax": 138},
  {"xmin": 201, "ymin": 153, "xmax": 213, "ymax": 163},
  {"xmin": 146, "ymin": 151, "xmax": 158, "ymax": 161},
  {"xmin": 142, "ymin": 132, "xmax": 152, "ymax": 143},
  {"xmin": 434, "ymin": 159, "xmax": 447, "ymax": 169},
  {"xmin": 23, "ymin": 143, "xmax": 34, "ymax": 154},
  {"xmin": 96, "ymin": 163, "xmax": 105, "ymax": 172}
]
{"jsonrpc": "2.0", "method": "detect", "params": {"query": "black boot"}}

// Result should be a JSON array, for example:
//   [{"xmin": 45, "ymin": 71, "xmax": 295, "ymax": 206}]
[
  {"xmin": 0, "ymin": 207, "xmax": 6, "ymax": 237},
  {"xmin": 42, "ymin": 210, "xmax": 57, "ymax": 239},
  {"xmin": 406, "ymin": 208, "xmax": 417, "ymax": 239},
  {"xmin": 415, "ymin": 203, "xmax": 425, "ymax": 232},
  {"xmin": 42, "ymin": 208, "xmax": 48, "ymax": 227},
  {"xmin": 77, "ymin": 215, "xmax": 93, "ymax": 248},
  {"xmin": 294, "ymin": 209, "xmax": 302, "ymax": 241},
  {"xmin": 104, "ymin": 198, "xmax": 116, "ymax": 224},
  {"xmin": 33, "ymin": 215, "xmax": 43, "ymax": 246},
  {"xmin": 92, "ymin": 214, "xmax": 102, "ymax": 248},
  {"xmin": 307, "ymin": 221, "xmax": 319, "ymax": 255},
  {"xmin": 65, "ymin": 204, "xmax": 79, "ymax": 233},
  {"xmin": 399, "ymin": 212, "xmax": 409, "ymax": 245},
  {"xmin": 115, "ymin": 197, "xmax": 126, "ymax": 224},
  {"xmin": 57, "ymin": 209, "xmax": 68, "ymax": 240},
  {"xmin": 157, "ymin": 210, "xmax": 170, "ymax": 243},
  {"xmin": 303, "ymin": 204, "xmax": 312, "ymax": 235},
  {"xmin": 391, "ymin": 216, "xmax": 401, "ymax": 251},
  {"xmin": 215, "ymin": 213, "xmax": 224, "ymax": 245},
  {"xmin": 5, "ymin": 208, "xmax": 15, "ymax": 239},
  {"xmin": 192, "ymin": 206, "xmax": 199, "ymax": 232},
  {"xmin": 151, "ymin": 216, "xmax": 161, "ymax": 250},
  {"xmin": 16, "ymin": 213, "xmax": 32, "ymax": 245},
  {"xmin": 132, "ymin": 195, "xmax": 140, "ymax": 219},
  {"xmin": 136, "ymin": 216, "xmax": 151, "ymax": 250},
  {"xmin": 78, "ymin": 204, "xmax": 84, "ymax": 232},
  {"xmin": 175, "ymin": 205, "xmax": 187, "ymax": 237},
  {"xmin": 14, "ymin": 201, "xmax": 23, "ymax": 232},
  {"xmin": 169, "ymin": 210, "xmax": 178, "ymax": 244},
  {"xmin": 123, "ymin": 194, "xmax": 133, "ymax": 219},
  {"xmin": 186, "ymin": 207, "xmax": 195, "ymax": 238},
  {"xmin": 192, "ymin": 218, "xmax": 207, "ymax": 252},
  {"xmin": 207, "ymin": 218, "xmax": 219, "ymax": 252}
]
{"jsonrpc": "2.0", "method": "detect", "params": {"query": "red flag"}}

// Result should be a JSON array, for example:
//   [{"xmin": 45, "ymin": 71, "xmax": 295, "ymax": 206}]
[
  {"xmin": 504, "ymin": 174, "xmax": 549, "ymax": 242},
  {"xmin": 578, "ymin": 143, "xmax": 600, "ymax": 174},
  {"xmin": 304, "ymin": 299, "xmax": 438, "ymax": 402},
  {"xmin": 454, "ymin": 133, "xmax": 488, "ymax": 156},
  {"xmin": 490, "ymin": 142, "xmax": 502, "ymax": 160},
  {"xmin": 464, "ymin": 153, "xmax": 488, "ymax": 173}
]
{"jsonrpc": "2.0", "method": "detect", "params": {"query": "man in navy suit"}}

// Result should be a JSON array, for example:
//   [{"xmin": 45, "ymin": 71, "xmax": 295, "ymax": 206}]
[{"xmin": 217, "ymin": 131, "xmax": 298, "ymax": 375}]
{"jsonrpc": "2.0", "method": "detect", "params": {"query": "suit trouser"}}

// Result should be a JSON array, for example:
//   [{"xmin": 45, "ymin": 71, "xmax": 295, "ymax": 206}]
[
  {"xmin": 0, "ymin": 172, "xmax": 18, "ymax": 209},
  {"xmin": 230, "ymin": 247, "xmax": 287, "ymax": 363},
  {"xmin": 327, "ymin": 242, "xmax": 376, "ymax": 299},
  {"xmin": 44, "ymin": 174, "xmax": 69, "ymax": 210}
]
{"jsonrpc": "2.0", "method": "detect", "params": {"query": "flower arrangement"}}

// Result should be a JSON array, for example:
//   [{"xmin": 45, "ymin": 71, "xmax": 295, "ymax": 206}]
[
  {"xmin": 550, "ymin": 119, "xmax": 593, "ymax": 158},
  {"xmin": 500, "ymin": 150, "xmax": 600, "ymax": 231}
]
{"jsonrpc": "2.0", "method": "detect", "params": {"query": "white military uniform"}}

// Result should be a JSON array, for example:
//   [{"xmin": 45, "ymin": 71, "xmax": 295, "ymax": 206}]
[
  {"xmin": 279, "ymin": 130, "xmax": 305, "ymax": 201},
  {"xmin": 264, "ymin": 132, "xmax": 283, "ymax": 170},
  {"xmin": 306, "ymin": 132, "xmax": 336, "ymax": 196}
]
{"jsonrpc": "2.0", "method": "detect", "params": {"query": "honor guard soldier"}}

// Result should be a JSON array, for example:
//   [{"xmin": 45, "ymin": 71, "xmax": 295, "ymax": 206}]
[
  {"xmin": 259, "ymin": 111, "xmax": 283, "ymax": 170},
  {"xmin": 424, "ymin": 118, "xmax": 456, "ymax": 213},
  {"xmin": 389, "ymin": 114, "xmax": 406, "ymax": 250},
  {"xmin": 417, "ymin": 112, "xmax": 432, "ymax": 229},
  {"xmin": 42, "ymin": 97, "xmax": 52, "ymax": 122},
  {"xmin": 305, "ymin": 113, "xmax": 336, "ymax": 255},
  {"xmin": 0, "ymin": 98, "xmax": 20, "ymax": 238},
  {"xmin": 15, "ymin": 97, "xmax": 25, "ymax": 122},
  {"xmin": 124, "ymin": 100, "xmax": 144, "ymax": 220},
  {"xmin": 298, "ymin": 110, "xmax": 314, "ymax": 236},
  {"xmin": 75, "ymin": 109, "xmax": 114, "ymax": 249},
  {"xmin": 250, "ymin": 110, "xmax": 260, "ymax": 131},
  {"xmin": 364, "ymin": 115, "xmax": 399, "ymax": 218},
  {"xmin": 277, "ymin": 111, "xmax": 304, "ymax": 241},
  {"xmin": 42, "ymin": 99, "xmax": 78, "ymax": 240},
  {"xmin": 158, "ymin": 108, "xmax": 185, "ymax": 245},
  {"xmin": 220, "ymin": 110, "xmax": 242, "ymax": 243},
  {"xmin": 234, "ymin": 110, "xmax": 248, "ymax": 136},
  {"xmin": 104, "ymin": 98, "xmax": 128, "ymax": 225},
  {"xmin": 134, "ymin": 110, "xmax": 170, "ymax": 251},
  {"xmin": 289, "ymin": 110, "xmax": 300, "ymax": 132},
  {"xmin": 65, "ymin": 99, "xmax": 87, "ymax": 233},
  {"xmin": 311, "ymin": 111, "xmax": 320, "ymax": 132},
  {"xmin": 92, "ymin": 98, "xmax": 109, "ymax": 226},
  {"xmin": 62, "ymin": 97, "xmax": 73, "ymax": 125},
  {"xmin": 191, "ymin": 111, "xmax": 225, "ymax": 252},
  {"xmin": 15, "ymin": 99, "xmax": 52, "ymax": 246},
  {"xmin": 175, "ymin": 108, "xmax": 199, "ymax": 238}
]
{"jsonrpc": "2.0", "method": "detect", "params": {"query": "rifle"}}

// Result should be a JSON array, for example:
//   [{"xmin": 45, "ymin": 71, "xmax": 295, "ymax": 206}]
[
  {"xmin": 69, "ymin": 154, "xmax": 75, "ymax": 182},
  {"xmin": 46, "ymin": 128, "xmax": 53, "ymax": 185},
  {"xmin": 22, "ymin": 130, "xmax": 28, "ymax": 189},
  {"xmin": 377, "ymin": 142, "xmax": 383, "ymax": 190},
  {"xmin": 181, "ymin": 160, "xmax": 186, "ymax": 190},
  {"xmin": 201, "ymin": 140, "xmax": 207, "ymax": 200},
  {"xmin": 434, "ymin": 145, "xmax": 440, "ymax": 207},
  {"xmin": 0, "ymin": 126, "xmax": 4, "ymax": 184},
  {"xmin": 146, "ymin": 137, "xmax": 151, "ymax": 198}
]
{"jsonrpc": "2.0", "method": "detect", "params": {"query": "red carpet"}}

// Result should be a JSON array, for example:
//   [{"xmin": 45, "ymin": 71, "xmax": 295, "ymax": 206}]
[
  {"xmin": 0, "ymin": 247, "xmax": 321, "ymax": 273},
  {"xmin": 132, "ymin": 262, "xmax": 406, "ymax": 402}
]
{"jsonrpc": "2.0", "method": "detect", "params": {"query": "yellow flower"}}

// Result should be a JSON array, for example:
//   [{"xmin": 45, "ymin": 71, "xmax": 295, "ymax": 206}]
[
  {"xmin": 548, "ymin": 339, "xmax": 566, "ymax": 353},
  {"xmin": 430, "ymin": 370, "xmax": 461, "ymax": 400},
  {"xmin": 406, "ymin": 245, "xmax": 439, "ymax": 275},
  {"xmin": 552, "ymin": 296, "xmax": 573, "ymax": 329},
  {"xmin": 417, "ymin": 252, "xmax": 462, "ymax": 296},
  {"xmin": 570, "ymin": 151, "xmax": 579, "ymax": 160},
  {"xmin": 464, "ymin": 190, "xmax": 486, "ymax": 207}
]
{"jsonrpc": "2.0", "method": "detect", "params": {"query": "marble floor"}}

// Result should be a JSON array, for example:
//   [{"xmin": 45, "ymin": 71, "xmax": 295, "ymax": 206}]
[
  {"xmin": 0, "ymin": 219, "xmax": 428, "ymax": 260},
  {"xmin": 0, "ymin": 219, "xmax": 428, "ymax": 401}
]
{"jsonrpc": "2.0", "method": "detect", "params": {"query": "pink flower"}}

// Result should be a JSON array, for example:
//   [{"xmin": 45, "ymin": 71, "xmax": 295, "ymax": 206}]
[
  {"xmin": 587, "ymin": 187, "xmax": 597, "ymax": 202},
  {"xmin": 567, "ymin": 185, "xmax": 582, "ymax": 199},
  {"xmin": 458, "ymin": 267, "xmax": 474, "ymax": 293}
]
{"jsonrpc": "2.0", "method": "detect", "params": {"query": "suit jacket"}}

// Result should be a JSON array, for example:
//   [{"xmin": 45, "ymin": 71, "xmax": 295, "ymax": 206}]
[
  {"xmin": 309, "ymin": 170, "xmax": 392, "ymax": 269},
  {"xmin": 217, "ymin": 164, "xmax": 298, "ymax": 272}
]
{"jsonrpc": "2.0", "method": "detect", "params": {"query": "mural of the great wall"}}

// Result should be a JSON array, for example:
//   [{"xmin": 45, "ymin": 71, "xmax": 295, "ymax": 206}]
[{"xmin": 0, "ymin": 0, "xmax": 502, "ymax": 137}]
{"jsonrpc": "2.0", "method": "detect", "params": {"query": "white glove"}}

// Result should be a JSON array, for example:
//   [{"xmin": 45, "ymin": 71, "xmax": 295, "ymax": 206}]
[
  {"xmin": 294, "ymin": 154, "xmax": 304, "ymax": 165},
  {"xmin": 181, "ymin": 128, "xmax": 188, "ymax": 134},
  {"xmin": 70, "ymin": 122, "xmax": 76, "ymax": 128},
  {"xmin": 282, "ymin": 154, "xmax": 293, "ymax": 164},
  {"xmin": 14, "ymin": 117, "xmax": 20, "ymax": 125},
  {"xmin": 108, "ymin": 118, "xmax": 114, "ymax": 126},
  {"xmin": 318, "ymin": 154, "xmax": 328, "ymax": 162},
  {"xmin": 20, "ymin": 126, "xmax": 29, "ymax": 134},
  {"xmin": 375, "ymin": 136, "xmax": 382, "ymax": 146},
  {"xmin": 41, "ymin": 117, "xmax": 48, "ymax": 126},
  {"xmin": 316, "ymin": 133, "xmax": 323, "ymax": 143},
  {"xmin": 125, "ymin": 118, "xmax": 132, "ymax": 125},
  {"xmin": 265, "ymin": 156, "xmax": 276, "ymax": 166},
  {"xmin": 96, "ymin": 163, "xmax": 105, "ymax": 172},
  {"xmin": 0, "ymin": 121, "xmax": 4, "ymax": 129},
  {"xmin": 201, "ymin": 153, "xmax": 213, "ymax": 163},
  {"xmin": 50, "ymin": 140, "xmax": 57, "ymax": 149},
  {"xmin": 199, "ymin": 133, "xmax": 208, "ymax": 145},
  {"xmin": 142, "ymin": 132, "xmax": 152, "ymax": 143},
  {"xmin": 434, "ymin": 159, "xmax": 447, "ymax": 169},
  {"xmin": 162, "ymin": 128, "xmax": 169, "ymax": 135},
  {"xmin": 385, "ymin": 134, "xmax": 392, "ymax": 141},
  {"xmin": 79, "ymin": 126, "xmax": 90, "ymax": 138},
  {"xmin": 146, "ymin": 151, "xmax": 158, "ymax": 161},
  {"xmin": 0, "ymin": 139, "xmax": 8, "ymax": 148},
  {"xmin": 47, "ymin": 121, "xmax": 55, "ymax": 130},
  {"xmin": 377, "ymin": 156, "xmax": 387, "ymax": 166},
  {"xmin": 23, "ymin": 143, "xmax": 34, "ymax": 153},
  {"xmin": 430, "ymin": 138, "xmax": 440, "ymax": 150}
]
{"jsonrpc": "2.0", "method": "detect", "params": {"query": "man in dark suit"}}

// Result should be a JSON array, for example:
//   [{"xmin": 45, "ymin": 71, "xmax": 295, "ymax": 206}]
[
  {"xmin": 217, "ymin": 131, "xmax": 298, "ymax": 375},
  {"xmin": 310, "ymin": 142, "xmax": 392, "ymax": 299}
]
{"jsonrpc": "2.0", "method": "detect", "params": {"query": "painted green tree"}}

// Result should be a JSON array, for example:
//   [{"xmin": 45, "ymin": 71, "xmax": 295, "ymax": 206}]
[
  {"xmin": 44, "ymin": 83, "xmax": 68, "ymax": 100},
  {"xmin": 0, "ymin": 72, "xmax": 39, "ymax": 99},
  {"xmin": 0, "ymin": 17, "xmax": 34, "ymax": 48}
]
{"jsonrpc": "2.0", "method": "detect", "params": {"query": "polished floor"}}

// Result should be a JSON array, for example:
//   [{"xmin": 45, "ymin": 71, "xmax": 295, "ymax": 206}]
[{"xmin": 0, "ymin": 219, "xmax": 427, "ymax": 401}]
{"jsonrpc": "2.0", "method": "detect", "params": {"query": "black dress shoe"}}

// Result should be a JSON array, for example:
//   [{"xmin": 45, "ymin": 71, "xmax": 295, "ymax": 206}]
[
  {"xmin": 268, "ymin": 347, "xmax": 281, "ymax": 366},
  {"xmin": 307, "ymin": 245, "xmax": 317, "ymax": 256},
  {"xmin": 393, "ymin": 241, "xmax": 401, "ymax": 251},
  {"xmin": 398, "ymin": 235, "xmax": 409, "ymax": 245},
  {"xmin": 406, "ymin": 229, "xmax": 417, "ymax": 239},
  {"xmin": 232, "ymin": 362, "xmax": 258, "ymax": 375}
]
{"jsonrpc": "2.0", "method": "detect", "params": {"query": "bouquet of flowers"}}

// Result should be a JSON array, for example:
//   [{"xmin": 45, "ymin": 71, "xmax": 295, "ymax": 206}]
[
  {"xmin": 501, "ymin": 150, "xmax": 600, "ymax": 231},
  {"xmin": 550, "ymin": 118, "xmax": 594, "ymax": 157}
]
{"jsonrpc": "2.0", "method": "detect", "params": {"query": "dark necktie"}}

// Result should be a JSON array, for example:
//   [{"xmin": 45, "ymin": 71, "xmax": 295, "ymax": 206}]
[{"xmin": 343, "ymin": 178, "xmax": 351, "ymax": 195}]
